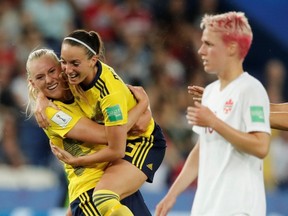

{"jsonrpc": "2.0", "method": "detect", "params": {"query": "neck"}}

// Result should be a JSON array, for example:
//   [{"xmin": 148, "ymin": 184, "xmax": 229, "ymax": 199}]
[
  {"xmin": 83, "ymin": 65, "xmax": 98, "ymax": 86},
  {"xmin": 218, "ymin": 67, "xmax": 243, "ymax": 90},
  {"xmin": 62, "ymin": 90, "xmax": 74, "ymax": 102}
]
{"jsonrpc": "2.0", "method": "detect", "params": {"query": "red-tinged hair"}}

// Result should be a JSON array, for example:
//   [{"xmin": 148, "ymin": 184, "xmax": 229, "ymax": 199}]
[{"xmin": 200, "ymin": 11, "xmax": 253, "ymax": 59}]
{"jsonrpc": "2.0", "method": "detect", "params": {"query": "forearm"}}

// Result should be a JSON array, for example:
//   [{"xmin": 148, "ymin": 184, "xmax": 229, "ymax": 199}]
[
  {"xmin": 270, "ymin": 103, "xmax": 288, "ymax": 112},
  {"xmin": 213, "ymin": 117, "xmax": 270, "ymax": 158},
  {"xmin": 127, "ymin": 101, "xmax": 147, "ymax": 131},
  {"xmin": 166, "ymin": 142, "xmax": 199, "ymax": 198},
  {"xmin": 270, "ymin": 112, "xmax": 288, "ymax": 130},
  {"xmin": 72, "ymin": 147, "xmax": 123, "ymax": 167},
  {"xmin": 73, "ymin": 127, "xmax": 126, "ymax": 167}
]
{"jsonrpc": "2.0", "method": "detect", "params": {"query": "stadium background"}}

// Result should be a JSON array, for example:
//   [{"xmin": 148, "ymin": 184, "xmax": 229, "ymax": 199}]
[{"xmin": 0, "ymin": 0, "xmax": 288, "ymax": 215}]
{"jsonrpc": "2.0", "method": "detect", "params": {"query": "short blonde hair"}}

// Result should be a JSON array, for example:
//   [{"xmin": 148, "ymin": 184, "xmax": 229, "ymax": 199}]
[
  {"xmin": 26, "ymin": 48, "xmax": 60, "ymax": 118},
  {"xmin": 200, "ymin": 11, "xmax": 253, "ymax": 59}
]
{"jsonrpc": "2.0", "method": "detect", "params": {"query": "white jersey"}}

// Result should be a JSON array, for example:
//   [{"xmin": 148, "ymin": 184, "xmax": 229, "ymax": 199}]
[{"xmin": 192, "ymin": 72, "xmax": 271, "ymax": 216}]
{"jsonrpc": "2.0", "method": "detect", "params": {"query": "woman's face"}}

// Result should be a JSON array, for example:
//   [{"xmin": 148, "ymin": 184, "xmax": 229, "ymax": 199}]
[
  {"xmin": 29, "ymin": 55, "xmax": 68, "ymax": 100},
  {"xmin": 197, "ymin": 27, "xmax": 229, "ymax": 75},
  {"xmin": 60, "ymin": 43, "xmax": 96, "ymax": 85}
]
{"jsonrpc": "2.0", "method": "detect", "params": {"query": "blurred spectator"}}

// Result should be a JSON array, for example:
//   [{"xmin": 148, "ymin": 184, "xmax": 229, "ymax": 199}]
[
  {"xmin": 22, "ymin": 0, "xmax": 76, "ymax": 52},
  {"xmin": 0, "ymin": 0, "xmax": 22, "ymax": 43},
  {"xmin": 263, "ymin": 58, "xmax": 287, "ymax": 191},
  {"xmin": 80, "ymin": 0, "xmax": 119, "ymax": 44},
  {"xmin": 270, "ymin": 131, "xmax": 288, "ymax": 191},
  {"xmin": 152, "ymin": 0, "xmax": 203, "ymax": 85},
  {"xmin": 0, "ymin": 106, "xmax": 26, "ymax": 167},
  {"xmin": 264, "ymin": 58, "xmax": 286, "ymax": 103}
]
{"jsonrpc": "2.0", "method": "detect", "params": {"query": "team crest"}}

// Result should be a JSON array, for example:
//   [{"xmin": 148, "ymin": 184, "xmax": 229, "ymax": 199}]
[{"xmin": 223, "ymin": 99, "xmax": 233, "ymax": 114}]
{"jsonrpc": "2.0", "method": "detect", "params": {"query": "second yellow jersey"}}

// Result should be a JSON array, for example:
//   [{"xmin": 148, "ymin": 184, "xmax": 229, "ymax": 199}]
[{"xmin": 44, "ymin": 99, "xmax": 108, "ymax": 203}]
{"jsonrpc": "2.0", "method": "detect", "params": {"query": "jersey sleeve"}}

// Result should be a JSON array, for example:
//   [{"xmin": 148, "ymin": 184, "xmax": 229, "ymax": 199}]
[
  {"xmin": 100, "ymin": 91, "xmax": 128, "ymax": 126},
  {"xmin": 242, "ymin": 81, "xmax": 271, "ymax": 134},
  {"xmin": 45, "ymin": 107, "xmax": 83, "ymax": 138}
]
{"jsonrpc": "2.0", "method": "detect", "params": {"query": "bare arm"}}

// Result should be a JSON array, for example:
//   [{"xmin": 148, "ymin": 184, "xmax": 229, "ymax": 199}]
[
  {"xmin": 155, "ymin": 141, "xmax": 199, "ymax": 216},
  {"xmin": 52, "ymin": 125, "xmax": 127, "ymax": 167},
  {"xmin": 270, "ymin": 112, "xmax": 288, "ymax": 130},
  {"xmin": 270, "ymin": 103, "xmax": 288, "ymax": 112},
  {"xmin": 187, "ymin": 102, "xmax": 270, "ymax": 159},
  {"xmin": 34, "ymin": 92, "xmax": 59, "ymax": 128}
]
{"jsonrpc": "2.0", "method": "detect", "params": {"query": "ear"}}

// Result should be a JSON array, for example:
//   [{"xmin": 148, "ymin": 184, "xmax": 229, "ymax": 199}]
[
  {"xmin": 228, "ymin": 42, "xmax": 238, "ymax": 56},
  {"xmin": 29, "ymin": 79, "xmax": 36, "ymax": 88},
  {"xmin": 89, "ymin": 55, "xmax": 98, "ymax": 67}
]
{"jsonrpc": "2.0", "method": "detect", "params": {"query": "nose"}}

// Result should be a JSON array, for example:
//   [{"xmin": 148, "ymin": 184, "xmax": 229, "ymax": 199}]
[
  {"xmin": 198, "ymin": 45, "xmax": 204, "ymax": 56},
  {"xmin": 61, "ymin": 63, "xmax": 73, "ymax": 75},
  {"xmin": 45, "ymin": 74, "xmax": 54, "ymax": 84}
]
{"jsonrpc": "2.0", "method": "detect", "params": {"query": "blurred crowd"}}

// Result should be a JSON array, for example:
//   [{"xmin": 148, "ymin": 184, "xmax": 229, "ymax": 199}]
[{"xmin": 0, "ymin": 0, "xmax": 288, "ymax": 208}]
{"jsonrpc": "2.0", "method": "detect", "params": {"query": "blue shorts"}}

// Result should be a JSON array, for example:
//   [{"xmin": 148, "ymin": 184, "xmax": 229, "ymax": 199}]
[
  {"xmin": 70, "ymin": 188, "xmax": 151, "ymax": 216},
  {"xmin": 124, "ymin": 123, "xmax": 167, "ymax": 183}
]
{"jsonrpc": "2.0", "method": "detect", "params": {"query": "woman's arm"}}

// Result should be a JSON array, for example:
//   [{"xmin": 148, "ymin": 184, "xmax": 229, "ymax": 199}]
[
  {"xmin": 52, "ymin": 124, "xmax": 127, "ymax": 167},
  {"xmin": 155, "ymin": 141, "xmax": 199, "ymax": 216},
  {"xmin": 270, "ymin": 103, "xmax": 288, "ymax": 112},
  {"xmin": 64, "ymin": 85, "xmax": 150, "ymax": 144},
  {"xmin": 270, "ymin": 112, "xmax": 288, "ymax": 130},
  {"xmin": 187, "ymin": 102, "xmax": 270, "ymax": 159}
]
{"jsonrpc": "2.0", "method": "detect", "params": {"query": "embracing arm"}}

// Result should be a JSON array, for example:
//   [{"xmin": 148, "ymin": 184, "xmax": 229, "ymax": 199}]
[
  {"xmin": 54, "ymin": 125, "xmax": 127, "ymax": 167},
  {"xmin": 64, "ymin": 85, "xmax": 149, "ymax": 144}
]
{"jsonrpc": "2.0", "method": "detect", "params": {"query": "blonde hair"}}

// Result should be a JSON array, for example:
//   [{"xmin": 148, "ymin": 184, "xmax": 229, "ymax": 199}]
[
  {"xmin": 200, "ymin": 11, "xmax": 253, "ymax": 59},
  {"xmin": 26, "ymin": 48, "xmax": 60, "ymax": 118}
]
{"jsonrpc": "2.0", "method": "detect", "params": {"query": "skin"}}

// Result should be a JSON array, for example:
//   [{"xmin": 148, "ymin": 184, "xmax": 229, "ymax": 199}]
[
  {"xmin": 155, "ymin": 27, "xmax": 270, "ymax": 216},
  {"xmin": 58, "ymin": 41, "xmax": 153, "ymax": 199},
  {"xmin": 187, "ymin": 88, "xmax": 288, "ymax": 132},
  {"xmin": 29, "ymin": 55, "xmax": 148, "ymax": 144},
  {"xmin": 29, "ymin": 53, "xmax": 150, "ymax": 214}
]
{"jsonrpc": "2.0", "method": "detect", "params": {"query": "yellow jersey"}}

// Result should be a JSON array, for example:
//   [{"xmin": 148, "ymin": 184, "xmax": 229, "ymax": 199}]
[
  {"xmin": 71, "ymin": 61, "xmax": 155, "ymax": 138},
  {"xmin": 44, "ymin": 99, "xmax": 108, "ymax": 202}
]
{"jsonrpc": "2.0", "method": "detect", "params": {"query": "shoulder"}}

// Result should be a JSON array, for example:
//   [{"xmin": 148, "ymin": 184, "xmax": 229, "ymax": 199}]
[{"xmin": 240, "ymin": 73, "xmax": 266, "ymax": 93}]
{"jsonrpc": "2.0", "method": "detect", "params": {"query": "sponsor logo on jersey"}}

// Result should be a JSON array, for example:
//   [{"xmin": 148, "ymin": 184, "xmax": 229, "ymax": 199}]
[
  {"xmin": 51, "ymin": 111, "xmax": 72, "ymax": 128},
  {"xmin": 106, "ymin": 104, "xmax": 123, "ymax": 122},
  {"xmin": 250, "ymin": 106, "xmax": 265, "ymax": 123}
]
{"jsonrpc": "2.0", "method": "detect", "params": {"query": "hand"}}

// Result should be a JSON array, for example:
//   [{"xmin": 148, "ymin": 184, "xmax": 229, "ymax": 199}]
[
  {"xmin": 50, "ymin": 144, "xmax": 76, "ymax": 166},
  {"xmin": 186, "ymin": 101, "xmax": 216, "ymax": 128},
  {"xmin": 127, "ymin": 84, "xmax": 151, "ymax": 136},
  {"xmin": 127, "ymin": 84, "xmax": 149, "ymax": 109},
  {"xmin": 188, "ymin": 85, "xmax": 204, "ymax": 102},
  {"xmin": 128, "ymin": 109, "xmax": 151, "ymax": 136},
  {"xmin": 34, "ymin": 92, "xmax": 59, "ymax": 128},
  {"xmin": 66, "ymin": 206, "xmax": 72, "ymax": 216},
  {"xmin": 155, "ymin": 195, "xmax": 176, "ymax": 216}
]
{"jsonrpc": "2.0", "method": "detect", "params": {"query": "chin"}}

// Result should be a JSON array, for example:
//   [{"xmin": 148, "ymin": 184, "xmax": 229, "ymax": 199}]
[{"xmin": 68, "ymin": 77, "xmax": 81, "ymax": 85}]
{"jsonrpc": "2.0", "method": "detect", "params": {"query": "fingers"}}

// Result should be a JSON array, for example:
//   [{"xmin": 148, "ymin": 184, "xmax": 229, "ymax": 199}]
[
  {"xmin": 188, "ymin": 86, "xmax": 204, "ymax": 102},
  {"xmin": 49, "ymin": 100, "xmax": 60, "ymax": 110},
  {"xmin": 188, "ymin": 85, "xmax": 204, "ymax": 93}
]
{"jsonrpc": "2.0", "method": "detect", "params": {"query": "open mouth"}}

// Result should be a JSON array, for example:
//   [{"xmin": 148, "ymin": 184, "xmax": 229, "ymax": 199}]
[{"xmin": 47, "ymin": 83, "xmax": 58, "ymax": 90}]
